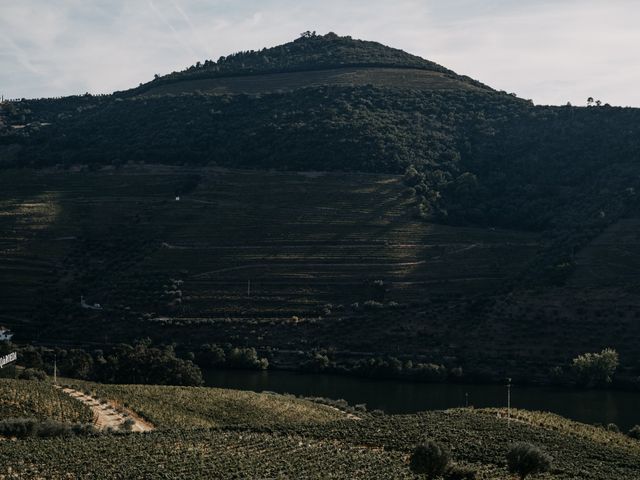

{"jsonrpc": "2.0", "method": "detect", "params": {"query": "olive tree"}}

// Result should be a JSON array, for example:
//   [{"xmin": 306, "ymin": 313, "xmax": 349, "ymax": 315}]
[
  {"xmin": 571, "ymin": 348, "xmax": 618, "ymax": 387},
  {"xmin": 409, "ymin": 440, "xmax": 451, "ymax": 479},
  {"xmin": 506, "ymin": 443, "xmax": 551, "ymax": 479}
]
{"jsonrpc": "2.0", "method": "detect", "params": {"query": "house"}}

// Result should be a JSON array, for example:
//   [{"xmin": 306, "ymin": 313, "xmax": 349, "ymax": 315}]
[
  {"xmin": 80, "ymin": 296, "xmax": 102, "ymax": 310},
  {"xmin": 0, "ymin": 327, "xmax": 13, "ymax": 342}
]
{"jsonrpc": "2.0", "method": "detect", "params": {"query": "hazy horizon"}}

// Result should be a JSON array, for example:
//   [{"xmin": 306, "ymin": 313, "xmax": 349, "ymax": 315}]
[{"xmin": 2, "ymin": 0, "xmax": 639, "ymax": 106}]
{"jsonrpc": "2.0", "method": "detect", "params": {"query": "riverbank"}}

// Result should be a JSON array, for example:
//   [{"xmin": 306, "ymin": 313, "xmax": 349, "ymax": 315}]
[{"xmin": 203, "ymin": 368, "xmax": 640, "ymax": 431}]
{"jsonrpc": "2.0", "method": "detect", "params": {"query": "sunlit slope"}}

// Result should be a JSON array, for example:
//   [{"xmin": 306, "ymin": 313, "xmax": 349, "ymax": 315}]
[
  {"xmin": 140, "ymin": 67, "xmax": 487, "ymax": 96},
  {"xmin": 1, "ymin": 398, "xmax": 638, "ymax": 479},
  {"xmin": 0, "ymin": 167, "xmax": 538, "ymax": 338},
  {"xmin": 65, "ymin": 381, "xmax": 344, "ymax": 429},
  {"xmin": 0, "ymin": 379, "xmax": 92, "ymax": 423}
]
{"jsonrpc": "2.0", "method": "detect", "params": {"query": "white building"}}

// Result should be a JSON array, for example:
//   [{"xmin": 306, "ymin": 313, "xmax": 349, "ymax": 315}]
[
  {"xmin": 80, "ymin": 296, "xmax": 102, "ymax": 310},
  {"xmin": 0, "ymin": 327, "xmax": 13, "ymax": 342}
]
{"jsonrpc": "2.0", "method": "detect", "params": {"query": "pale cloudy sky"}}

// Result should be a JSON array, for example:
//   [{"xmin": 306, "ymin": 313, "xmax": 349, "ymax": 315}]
[{"xmin": 1, "ymin": 0, "xmax": 639, "ymax": 106}]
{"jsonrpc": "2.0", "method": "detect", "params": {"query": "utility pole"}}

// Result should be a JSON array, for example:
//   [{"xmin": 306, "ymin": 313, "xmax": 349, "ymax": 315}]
[
  {"xmin": 247, "ymin": 279, "xmax": 251, "ymax": 297},
  {"xmin": 53, "ymin": 353, "xmax": 57, "ymax": 385},
  {"xmin": 506, "ymin": 377, "xmax": 512, "ymax": 424}
]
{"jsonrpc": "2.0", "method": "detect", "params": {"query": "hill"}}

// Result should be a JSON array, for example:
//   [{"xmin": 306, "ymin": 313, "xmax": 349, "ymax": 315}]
[
  {"xmin": 125, "ymin": 31, "xmax": 487, "ymax": 95},
  {"xmin": 0, "ymin": 379, "xmax": 638, "ymax": 479},
  {"xmin": 70, "ymin": 381, "xmax": 346, "ymax": 429},
  {"xmin": 1, "ymin": 33, "xmax": 640, "ymax": 385},
  {"xmin": 2, "ymin": 167, "xmax": 640, "ymax": 384}
]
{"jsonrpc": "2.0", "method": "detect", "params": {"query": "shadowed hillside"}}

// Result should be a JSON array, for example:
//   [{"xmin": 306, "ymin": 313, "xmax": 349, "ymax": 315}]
[{"xmin": 1, "ymin": 32, "xmax": 640, "ymax": 386}]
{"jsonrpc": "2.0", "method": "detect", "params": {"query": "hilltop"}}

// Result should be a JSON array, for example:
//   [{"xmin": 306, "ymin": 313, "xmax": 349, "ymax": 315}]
[{"xmin": 125, "ymin": 31, "xmax": 488, "ymax": 96}]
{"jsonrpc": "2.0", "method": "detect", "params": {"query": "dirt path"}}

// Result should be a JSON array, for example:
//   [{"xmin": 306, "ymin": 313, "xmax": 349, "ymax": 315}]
[
  {"xmin": 58, "ymin": 386, "xmax": 154, "ymax": 432},
  {"xmin": 327, "ymin": 405, "xmax": 361, "ymax": 420}
]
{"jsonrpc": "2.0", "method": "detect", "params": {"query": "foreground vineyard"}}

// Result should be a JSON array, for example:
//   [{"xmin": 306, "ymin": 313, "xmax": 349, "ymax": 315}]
[
  {"xmin": 1, "ymin": 409, "xmax": 638, "ymax": 479},
  {"xmin": 0, "ymin": 379, "xmax": 92, "ymax": 424},
  {"xmin": 67, "ymin": 382, "xmax": 344, "ymax": 428},
  {"xmin": 1, "ymin": 381, "xmax": 638, "ymax": 479}
]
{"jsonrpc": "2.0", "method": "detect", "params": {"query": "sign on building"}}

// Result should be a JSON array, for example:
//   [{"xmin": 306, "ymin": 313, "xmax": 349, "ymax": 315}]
[{"xmin": 0, "ymin": 351, "xmax": 17, "ymax": 368}]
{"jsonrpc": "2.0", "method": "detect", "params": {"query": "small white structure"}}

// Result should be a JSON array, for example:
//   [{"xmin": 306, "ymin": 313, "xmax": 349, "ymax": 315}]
[
  {"xmin": 0, "ymin": 327, "xmax": 13, "ymax": 342},
  {"xmin": 175, "ymin": 196, "xmax": 180, "ymax": 201},
  {"xmin": 80, "ymin": 296, "xmax": 102, "ymax": 310}
]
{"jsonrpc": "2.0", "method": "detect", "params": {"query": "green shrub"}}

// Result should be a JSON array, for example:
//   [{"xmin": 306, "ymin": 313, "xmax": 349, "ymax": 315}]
[
  {"xmin": 302, "ymin": 353, "xmax": 330, "ymax": 372},
  {"xmin": 0, "ymin": 418, "xmax": 97, "ymax": 439},
  {"xmin": 445, "ymin": 464, "xmax": 476, "ymax": 480},
  {"xmin": 121, "ymin": 418, "xmax": 135, "ymax": 432},
  {"xmin": 409, "ymin": 440, "xmax": 451, "ymax": 479},
  {"xmin": 17, "ymin": 368, "xmax": 47, "ymax": 381},
  {"xmin": 627, "ymin": 425, "xmax": 640, "ymax": 440},
  {"xmin": 0, "ymin": 418, "xmax": 38, "ymax": 438},
  {"xmin": 506, "ymin": 443, "xmax": 552, "ymax": 480},
  {"xmin": 227, "ymin": 347, "xmax": 269, "ymax": 370},
  {"xmin": 571, "ymin": 348, "xmax": 618, "ymax": 387}
]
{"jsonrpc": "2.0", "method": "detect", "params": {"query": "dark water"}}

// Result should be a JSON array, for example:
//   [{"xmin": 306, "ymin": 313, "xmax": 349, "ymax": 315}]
[{"xmin": 204, "ymin": 369, "xmax": 640, "ymax": 431}]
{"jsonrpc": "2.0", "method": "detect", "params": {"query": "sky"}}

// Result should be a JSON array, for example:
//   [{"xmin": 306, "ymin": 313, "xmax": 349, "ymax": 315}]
[{"xmin": 1, "ymin": 0, "xmax": 639, "ymax": 106}]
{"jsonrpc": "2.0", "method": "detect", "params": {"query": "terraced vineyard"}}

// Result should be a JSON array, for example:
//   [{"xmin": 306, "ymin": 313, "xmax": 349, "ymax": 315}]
[
  {"xmin": 0, "ymin": 166, "xmax": 538, "ymax": 341},
  {"xmin": 569, "ymin": 218, "xmax": 640, "ymax": 288},
  {"xmin": 140, "ymin": 66, "xmax": 487, "ymax": 96},
  {"xmin": 3, "ymin": 166, "xmax": 640, "ymax": 382}
]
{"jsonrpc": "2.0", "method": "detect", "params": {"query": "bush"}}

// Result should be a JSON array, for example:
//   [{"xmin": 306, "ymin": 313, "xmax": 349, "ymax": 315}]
[
  {"xmin": 227, "ymin": 347, "xmax": 269, "ymax": 370},
  {"xmin": 411, "ymin": 363, "xmax": 448, "ymax": 382},
  {"xmin": 195, "ymin": 344, "xmax": 226, "ymax": 368},
  {"xmin": 445, "ymin": 464, "xmax": 477, "ymax": 480},
  {"xmin": 71, "ymin": 423, "xmax": 97, "ymax": 435},
  {"xmin": 0, "ymin": 418, "xmax": 97, "ymax": 439},
  {"xmin": 95, "ymin": 340, "xmax": 204, "ymax": 386},
  {"xmin": 0, "ymin": 418, "xmax": 37, "ymax": 438},
  {"xmin": 362, "ymin": 300, "xmax": 384, "ymax": 309},
  {"xmin": 121, "ymin": 418, "xmax": 135, "ymax": 432},
  {"xmin": 606, "ymin": 423, "xmax": 620, "ymax": 433},
  {"xmin": 506, "ymin": 443, "xmax": 552, "ymax": 480},
  {"xmin": 627, "ymin": 425, "xmax": 640, "ymax": 440},
  {"xmin": 18, "ymin": 368, "xmax": 47, "ymax": 381},
  {"xmin": 302, "ymin": 352, "xmax": 330, "ymax": 372},
  {"xmin": 409, "ymin": 440, "xmax": 451, "ymax": 479},
  {"xmin": 571, "ymin": 348, "xmax": 618, "ymax": 387}
]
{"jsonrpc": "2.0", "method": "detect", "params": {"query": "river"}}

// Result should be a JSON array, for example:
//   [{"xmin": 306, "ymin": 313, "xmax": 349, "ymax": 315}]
[{"xmin": 204, "ymin": 369, "xmax": 640, "ymax": 431}]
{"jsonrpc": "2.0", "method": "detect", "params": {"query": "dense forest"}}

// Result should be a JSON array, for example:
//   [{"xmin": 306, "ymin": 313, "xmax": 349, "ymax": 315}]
[{"xmin": 4, "ymin": 86, "xmax": 640, "ymax": 231}]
